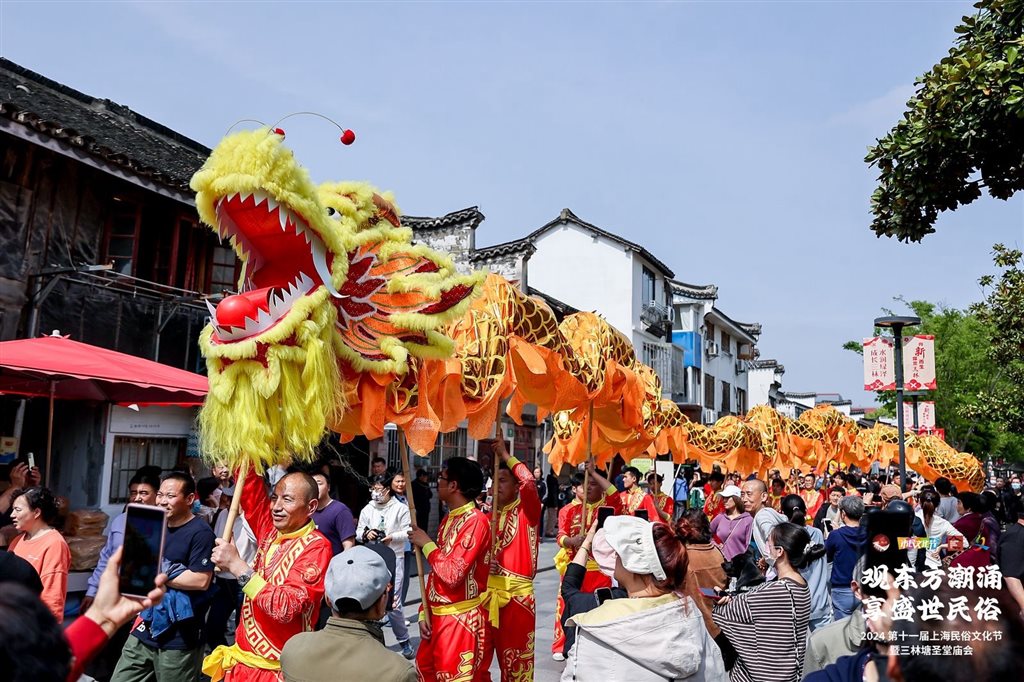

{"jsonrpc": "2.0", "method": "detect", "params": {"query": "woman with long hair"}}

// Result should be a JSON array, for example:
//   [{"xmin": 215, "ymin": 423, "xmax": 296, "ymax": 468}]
[
  {"xmin": 917, "ymin": 490, "xmax": 964, "ymax": 570},
  {"xmin": 8, "ymin": 486, "xmax": 71, "ymax": 623},
  {"xmin": 780, "ymin": 494, "xmax": 831, "ymax": 631},
  {"xmin": 713, "ymin": 522, "xmax": 823, "ymax": 682},
  {"xmin": 561, "ymin": 516, "xmax": 727, "ymax": 681}
]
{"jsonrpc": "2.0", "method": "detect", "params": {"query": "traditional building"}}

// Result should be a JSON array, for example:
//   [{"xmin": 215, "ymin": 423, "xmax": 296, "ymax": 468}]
[{"xmin": 0, "ymin": 58, "xmax": 224, "ymax": 514}]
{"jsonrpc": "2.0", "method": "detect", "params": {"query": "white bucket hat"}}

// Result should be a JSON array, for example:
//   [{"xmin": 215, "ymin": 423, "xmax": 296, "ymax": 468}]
[{"xmin": 601, "ymin": 515, "xmax": 665, "ymax": 581}]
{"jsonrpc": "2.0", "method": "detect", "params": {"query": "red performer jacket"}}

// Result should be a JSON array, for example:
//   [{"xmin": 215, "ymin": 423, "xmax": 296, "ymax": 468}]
[
  {"xmin": 621, "ymin": 487, "xmax": 661, "ymax": 520},
  {"xmin": 234, "ymin": 473, "xmax": 333, "ymax": 662},
  {"xmin": 492, "ymin": 456, "xmax": 543, "ymax": 580},
  {"xmin": 557, "ymin": 485, "xmax": 622, "ymax": 561},
  {"xmin": 652, "ymin": 492, "xmax": 674, "ymax": 521},
  {"xmin": 422, "ymin": 500, "xmax": 492, "ymax": 612}
]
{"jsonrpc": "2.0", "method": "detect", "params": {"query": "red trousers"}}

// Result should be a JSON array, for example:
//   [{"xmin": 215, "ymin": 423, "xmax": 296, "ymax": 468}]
[
  {"xmin": 484, "ymin": 594, "xmax": 535, "ymax": 682},
  {"xmin": 417, "ymin": 606, "xmax": 490, "ymax": 682},
  {"xmin": 552, "ymin": 570, "xmax": 611, "ymax": 654}
]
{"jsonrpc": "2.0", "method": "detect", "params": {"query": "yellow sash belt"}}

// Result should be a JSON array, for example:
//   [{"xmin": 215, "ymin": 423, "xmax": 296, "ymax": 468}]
[
  {"xmin": 554, "ymin": 547, "xmax": 601, "ymax": 576},
  {"xmin": 485, "ymin": 574, "xmax": 534, "ymax": 627},
  {"xmin": 428, "ymin": 593, "xmax": 487, "ymax": 617},
  {"xmin": 202, "ymin": 644, "xmax": 280, "ymax": 682}
]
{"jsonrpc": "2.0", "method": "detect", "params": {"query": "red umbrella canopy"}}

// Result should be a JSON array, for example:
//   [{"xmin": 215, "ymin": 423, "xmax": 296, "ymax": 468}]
[{"xmin": 0, "ymin": 335, "xmax": 208, "ymax": 405}]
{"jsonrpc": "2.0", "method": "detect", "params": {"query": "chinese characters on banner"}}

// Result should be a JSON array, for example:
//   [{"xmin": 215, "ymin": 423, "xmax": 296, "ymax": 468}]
[
  {"xmin": 862, "ymin": 335, "xmax": 937, "ymax": 391},
  {"xmin": 903, "ymin": 401, "xmax": 936, "ymax": 429},
  {"xmin": 863, "ymin": 336, "xmax": 895, "ymax": 391},
  {"xmin": 903, "ymin": 335, "xmax": 937, "ymax": 390}
]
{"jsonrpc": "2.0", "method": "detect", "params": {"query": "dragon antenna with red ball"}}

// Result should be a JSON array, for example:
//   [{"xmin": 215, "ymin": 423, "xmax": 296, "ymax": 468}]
[
  {"xmin": 224, "ymin": 119, "xmax": 270, "ymax": 136},
  {"xmin": 268, "ymin": 112, "xmax": 356, "ymax": 145}
]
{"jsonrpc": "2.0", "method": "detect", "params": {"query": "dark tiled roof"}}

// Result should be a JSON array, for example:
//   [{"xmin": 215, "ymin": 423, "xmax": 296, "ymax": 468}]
[
  {"xmin": 738, "ymin": 321, "xmax": 762, "ymax": 338},
  {"xmin": 750, "ymin": 359, "xmax": 785, "ymax": 374},
  {"xmin": 527, "ymin": 287, "xmax": 579, "ymax": 318},
  {"xmin": 670, "ymin": 279, "xmax": 718, "ymax": 300},
  {"xmin": 820, "ymin": 399, "xmax": 852, "ymax": 407},
  {"xmin": 783, "ymin": 391, "xmax": 817, "ymax": 399},
  {"xmin": 402, "ymin": 206, "xmax": 485, "ymax": 232},
  {"xmin": 707, "ymin": 307, "xmax": 759, "ymax": 343},
  {"xmin": 470, "ymin": 237, "xmax": 536, "ymax": 262},
  {"xmin": 0, "ymin": 58, "xmax": 209, "ymax": 195},
  {"xmin": 528, "ymin": 208, "xmax": 675, "ymax": 279}
]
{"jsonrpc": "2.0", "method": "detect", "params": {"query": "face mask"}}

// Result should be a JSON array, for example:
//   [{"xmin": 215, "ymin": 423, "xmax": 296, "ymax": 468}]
[
  {"xmin": 371, "ymin": 491, "xmax": 386, "ymax": 503},
  {"xmin": 1013, "ymin": 483, "xmax": 1021, "ymax": 491},
  {"xmin": 191, "ymin": 500, "xmax": 202, "ymax": 514}
]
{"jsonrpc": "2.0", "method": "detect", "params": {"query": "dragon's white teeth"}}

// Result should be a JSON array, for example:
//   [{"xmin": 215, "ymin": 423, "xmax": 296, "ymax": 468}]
[
  {"xmin": 279, "ymin": 209, "xmax": 289, "ymax": 231},
  {"xmin": 312, "ymin": 237, "xmax": 341, "ymax": 298},
  {"xmin": 252, "ymin": 191, "xmax": 268, "ymax": 209},
  {"xmin": 205, "ymin": 300, "xmax": 217, "ymax": 320},
  {"xmin": 266, "ymin": 197, "xmax": 278, "ymax": 212}
]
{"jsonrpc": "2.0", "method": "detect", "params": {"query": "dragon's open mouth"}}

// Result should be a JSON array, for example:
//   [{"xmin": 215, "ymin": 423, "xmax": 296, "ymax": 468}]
[{"xmin": 206, "ymin": 190, "xmax": 337, "ymax": 342}]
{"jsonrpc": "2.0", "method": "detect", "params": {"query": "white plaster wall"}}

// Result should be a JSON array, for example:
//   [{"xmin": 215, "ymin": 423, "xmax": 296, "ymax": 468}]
[
  {"xmin": 747, "ymin": 367, "xmax": 778, "ymax": 406},
  {"xmin": 528, "ymin": 224, "xmax": 634, "ymax": 336}
]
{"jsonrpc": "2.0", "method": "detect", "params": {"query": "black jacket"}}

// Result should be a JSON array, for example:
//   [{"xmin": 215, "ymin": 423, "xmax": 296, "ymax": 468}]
[{"xmin": 559, "ymin": 562, "xmax": 627, "ymax": 653}]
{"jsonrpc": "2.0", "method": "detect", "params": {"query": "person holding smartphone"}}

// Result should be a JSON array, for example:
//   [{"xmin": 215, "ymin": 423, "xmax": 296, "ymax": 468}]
[
  {"xmin": 483, "ymin": 439, "xmax": 542, "ymax": 682},
  {"xmin": 111, "ymin": 472, "xmax": 216, "ymax": 682}
]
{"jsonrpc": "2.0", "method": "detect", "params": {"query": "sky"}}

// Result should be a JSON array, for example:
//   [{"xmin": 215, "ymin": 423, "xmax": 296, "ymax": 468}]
[{"xmin": 3, "ymin": 1, "xmax": 1022, "ymax": 408}]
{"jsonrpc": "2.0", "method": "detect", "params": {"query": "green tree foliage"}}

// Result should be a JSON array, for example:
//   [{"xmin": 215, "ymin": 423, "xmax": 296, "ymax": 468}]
[
  {"xmin": 844, "ymin": 295, "xmax": 1024, "ymax": 461},
  {"xmin": 866, "ymin": 0, "xmax": 1024, "ymax": 241},
  {"xmin": 966, "ymin": 244, "xmax": 1024, "ymax": 433}
]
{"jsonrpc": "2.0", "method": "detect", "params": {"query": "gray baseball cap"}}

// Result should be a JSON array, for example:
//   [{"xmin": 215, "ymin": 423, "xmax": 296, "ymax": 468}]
[{"xmin": 324, "ymin": 546, "xmax": 391, "ymax": 610}]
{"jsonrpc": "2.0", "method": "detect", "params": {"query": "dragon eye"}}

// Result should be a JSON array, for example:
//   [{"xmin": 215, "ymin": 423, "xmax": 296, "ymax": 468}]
[
  {"xmin": 326, "ymin": 207, "xmax": 336, "ymax": 216},
  {"xmin": 325, "ymin": 206, "xmax": 342, "ymax": 220}
]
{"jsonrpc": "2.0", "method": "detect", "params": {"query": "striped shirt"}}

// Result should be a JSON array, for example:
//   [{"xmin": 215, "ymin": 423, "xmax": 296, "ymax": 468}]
[{"xmin": 712, "ymin": 577, "xmax": 811, "ymax": 682}]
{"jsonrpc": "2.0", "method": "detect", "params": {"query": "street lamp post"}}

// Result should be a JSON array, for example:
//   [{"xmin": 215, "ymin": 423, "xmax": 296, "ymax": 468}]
[{"xmin": 874, "ymin": 315, "xmax": 921, "ymax": 491}]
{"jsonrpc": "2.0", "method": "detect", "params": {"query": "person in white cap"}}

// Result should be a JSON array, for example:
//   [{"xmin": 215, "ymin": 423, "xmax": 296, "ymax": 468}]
[
  {"xmin": 560, "ymin": 515, "xmax": 728, "ymax": 681},
  {"xmin": 279, "ymin": 546, "xmax": 416, "ymax": 682},
  {"xmin": 708, "ymin": 484, "xmax": 753, "ymax": 562}
]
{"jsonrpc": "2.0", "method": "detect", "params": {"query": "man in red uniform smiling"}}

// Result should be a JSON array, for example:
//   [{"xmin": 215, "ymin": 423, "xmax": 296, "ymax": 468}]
[
  {"xmin": 409, "ymin": 457, "xmax": 491, "ymax": 681},
  {"xmin": 484, "ymin": 441, "xmax": 542, "ymax": 681},
  {"xmin": 203, "ymin": 471, "xmax": 332, "ymax": 682}
]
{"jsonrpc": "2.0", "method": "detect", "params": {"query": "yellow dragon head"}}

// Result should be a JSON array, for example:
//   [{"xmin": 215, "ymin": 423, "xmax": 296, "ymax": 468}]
[{"xmin": 191, "ymin": 129, "xmax": 481, "ymax": 470}]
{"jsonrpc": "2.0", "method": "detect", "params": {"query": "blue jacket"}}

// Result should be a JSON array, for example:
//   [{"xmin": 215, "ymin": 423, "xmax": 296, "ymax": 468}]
[
  {"xmin": 826, "ymin": 525, "xmax": 866, "ymax": 588},
  {"xmin": 140, "ymin": 561, "xmax": 194, "ymax": 639}
]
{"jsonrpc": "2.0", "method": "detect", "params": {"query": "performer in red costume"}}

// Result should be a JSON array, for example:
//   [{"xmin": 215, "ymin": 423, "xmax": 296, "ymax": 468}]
[
  {"xmin": 484, "ymin": 441, "xmax": 542, "ymax": 681},
  {"xmin": 798, "ymin": 472, "xmax": 823, "ymax": 525},
  {"xmin": 646, "ymin": 471, "xmax": 674, "ymax": 523},
  {"xmin": 551, "ymin": 463, "xmax": 620, "ymax": 661},
  {"xmin": 409, "ymin": 457, "xmax": 491, "ymax": 682},
  {"xmin": 619, "ymin": 466, "xmax": 660, "ymax": 520},
  {"xmin": 203, "ymin": 472, "xmax": 332, "ymax": 682}
]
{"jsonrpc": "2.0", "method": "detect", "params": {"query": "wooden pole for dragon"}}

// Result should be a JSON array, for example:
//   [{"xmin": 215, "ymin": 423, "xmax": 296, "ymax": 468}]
[
  {"xmin": 579, "ymin": 401, "xmax": 594, "ymax": 536},
  {"xmin": 220, "ymin": 463, "xmax": 248, "ymax": 543},
  {"xmin": 400, "ymin": 437, "xmax": 431, "ymax": 629}
]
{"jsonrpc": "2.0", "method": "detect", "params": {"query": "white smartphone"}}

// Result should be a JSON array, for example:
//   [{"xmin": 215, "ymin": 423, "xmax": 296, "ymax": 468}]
[{"xmin": 27, "ymin": 452, "xmax": 35, "ymax": 470}]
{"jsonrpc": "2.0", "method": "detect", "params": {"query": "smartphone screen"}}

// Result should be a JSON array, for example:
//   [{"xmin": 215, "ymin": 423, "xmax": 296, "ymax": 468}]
[
  {"xmin": 597, "ymin": 505, "xmax": 615, "ymax": 530},
  {"xmin": 595, "ymin": 587, "xmax": 613, "ymax": 604},
  {"xmin": 119, "ymin": 504, "xmax": 167, "ymax": 598},
  {"xmin": 699, "ymin": 587, "xmax": 721, "ymax": 600},
  {"xmin": 863, "ymin": 509, "xmax": 911, "ymax": 585},
  {"xmin": 635, "ymin": 509, "xmax": 649, "ymax": 521}
]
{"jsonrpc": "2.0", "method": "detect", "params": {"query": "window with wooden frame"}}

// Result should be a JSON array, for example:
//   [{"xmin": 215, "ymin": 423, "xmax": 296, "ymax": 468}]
[
  {"xmin": 737, "ymin": 388, "xmax": 747, "ymax": 415},
  {"xmin": 704, "ymin": 373, "xmax": 715, "ymax": 409},
  {"xmin": 104, "ymin": 196, "xmax": 143, "ymax": 276},
  {"xmin": 721, "ymin": 331, "xmax": 732, "ymax": 356},
  {"xmin": 722, "ymin": 380, "xmax": 732, "ymax": 414},
  {"xmin": 209, "ymin": 244, "xmax": 240, "ymax": 294}
]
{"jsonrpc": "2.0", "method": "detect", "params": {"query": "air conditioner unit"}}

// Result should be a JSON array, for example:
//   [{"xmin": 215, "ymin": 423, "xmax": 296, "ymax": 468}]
[
  {"xmin": 702, "ymin": 408, "xmax": 717, "ymax": 424},
  {"xmin": 705, "ymin": 341, "xmax": 720, "ymax": 357},
  {"xmin": 735, "ymin": 360, "xmax": 746, "ymax": 374}
]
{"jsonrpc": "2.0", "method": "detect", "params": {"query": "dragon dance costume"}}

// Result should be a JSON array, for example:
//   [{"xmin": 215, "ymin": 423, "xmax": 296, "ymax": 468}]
[
  {"xmin": 417, "ymin": 501, "xmax": 492, "ymax": 681},
  {"xmin": 203, "ymin": 474, "xmax": 332, "ymax": 682},
  {"xmin": 551, "ymin": 486, "xmax": 622, "ymax": 655},
  {"xmin": 484, "ymin": 456, "xmax": 542, "ymax": 682}
]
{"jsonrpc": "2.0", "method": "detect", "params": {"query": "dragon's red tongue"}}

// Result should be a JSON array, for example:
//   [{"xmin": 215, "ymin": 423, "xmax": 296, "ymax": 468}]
[{"xmin": 215, "ymin": 288, "xmax": 273, "ymax": 328}]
